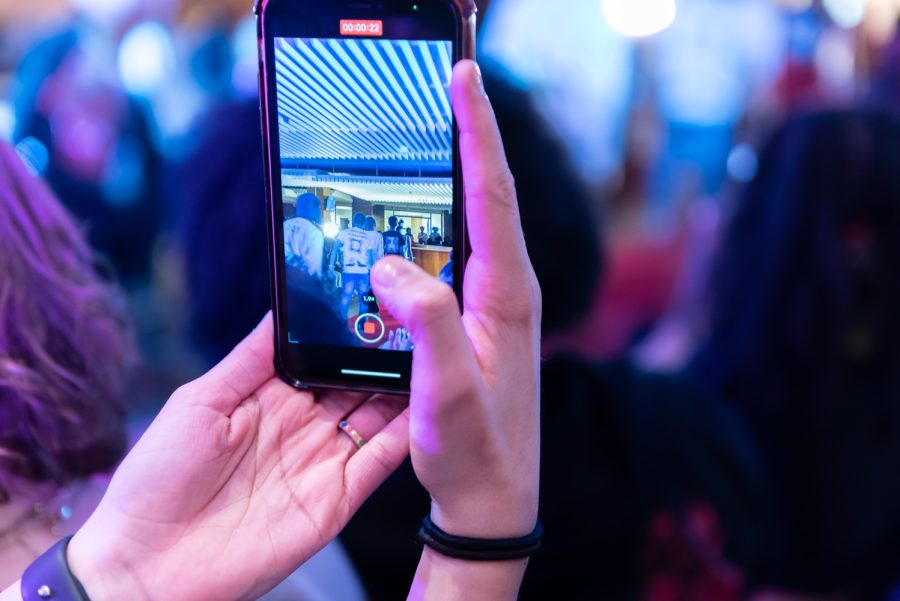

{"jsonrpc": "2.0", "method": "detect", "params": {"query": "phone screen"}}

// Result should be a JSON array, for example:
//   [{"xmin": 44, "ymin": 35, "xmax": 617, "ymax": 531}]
[{"xmin": 271, "ymin": 26, "xmax": 456, "ymax": 375}]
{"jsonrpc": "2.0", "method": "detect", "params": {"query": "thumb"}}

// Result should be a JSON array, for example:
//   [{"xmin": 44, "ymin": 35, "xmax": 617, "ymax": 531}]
[{"xmin": 370, "ymin": 257, "xmax": 479, "ymax": 395}]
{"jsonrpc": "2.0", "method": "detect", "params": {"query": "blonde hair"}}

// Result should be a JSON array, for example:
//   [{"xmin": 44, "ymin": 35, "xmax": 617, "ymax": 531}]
[{"xmin": 0, "ymin": 141, "xmax": 132, "ymax": 501}]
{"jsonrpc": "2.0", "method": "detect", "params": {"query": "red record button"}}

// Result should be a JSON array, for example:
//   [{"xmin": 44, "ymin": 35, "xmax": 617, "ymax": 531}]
[{"xmin": 340, "ymin": 19, "xmax": 384, "ymax": 37}]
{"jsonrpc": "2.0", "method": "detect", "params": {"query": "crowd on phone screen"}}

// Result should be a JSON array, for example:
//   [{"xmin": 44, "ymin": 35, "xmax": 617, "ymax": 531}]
[
  {"xmin": 282, "ymin": 201, "xmax": 441, "ymax": 348},
  {"xmin": 5, "ymin": 8, "xmax": 900, "ymax": 601}
]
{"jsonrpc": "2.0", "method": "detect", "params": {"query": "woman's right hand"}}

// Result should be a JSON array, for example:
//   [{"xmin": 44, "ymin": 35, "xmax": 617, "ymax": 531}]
[{"xmin": 371, "ymin": 60, "xmax": 542, "ymax": 600}]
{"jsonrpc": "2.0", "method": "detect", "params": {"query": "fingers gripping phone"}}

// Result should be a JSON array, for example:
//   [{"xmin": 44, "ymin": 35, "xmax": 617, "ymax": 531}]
[{"xmin": 255, "ymin": 0, "xmax": 476, "ymax": 393}]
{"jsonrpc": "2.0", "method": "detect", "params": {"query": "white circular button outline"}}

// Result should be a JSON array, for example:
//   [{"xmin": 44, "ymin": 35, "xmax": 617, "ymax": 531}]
[{"xmin": 354, "ymin": 313, "xmax": 386, "ymax": 345}]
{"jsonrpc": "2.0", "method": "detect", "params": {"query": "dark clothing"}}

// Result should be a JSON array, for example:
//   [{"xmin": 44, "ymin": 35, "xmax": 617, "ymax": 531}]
[
  {"xmin": 427, "ymin": 233, "xmax": 443, "ymax": 245},
  {"xmin": 697, "ymin": 358, "xmax": 900, "ymax": 598},
  {"xmin": 524, "ymin": 359, "xmax": 772, "ymax": 600},
  {"xmin": 176, "ymin": 101, "xmax": 270, "ymax": 364},
  {"xmin": 382, "ymin": 230, "xmax": 406, "ymax": 256},
  {"xmin": 340, "ymin": 358, "xmax": 773, "ymax": 600}
]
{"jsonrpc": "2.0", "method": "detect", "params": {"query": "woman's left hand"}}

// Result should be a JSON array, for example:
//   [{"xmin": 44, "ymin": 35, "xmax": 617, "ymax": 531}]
[{"xmin": 66, "ymin": 314, "xmax": 410, "ymax": 601}]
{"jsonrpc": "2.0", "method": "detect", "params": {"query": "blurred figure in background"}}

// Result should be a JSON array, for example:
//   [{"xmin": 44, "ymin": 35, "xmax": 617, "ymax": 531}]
[
  {"xmin": 692, "ymin": 111, "xmax": 900, "ymax": 600},
  {"xmin": 489, "ymin": 70, "xmax": 772, "ymax": 601},
  {"xmin": 9, "ymin": 0, "xmax": 165, "ymax": 286},
  {"xmin": 870, "ymin": 26, "xmax": 900, "ymax": 114},
  {"xmin": 647, "ymin": 0, "xmax": 785, "ymax": 218},
  {"xmin": 174, "ymin": 100, "xmax": 270, "ymax": 366}
]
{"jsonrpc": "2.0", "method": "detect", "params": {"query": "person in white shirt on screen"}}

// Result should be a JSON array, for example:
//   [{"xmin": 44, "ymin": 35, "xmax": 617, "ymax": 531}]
[
  {"xmin": 329, "ymin": 212, "xmax": 374, "ymax": 318},
  {"xmin": 283, "ymin": 193, "xmax": 324, "ymax": 277}
]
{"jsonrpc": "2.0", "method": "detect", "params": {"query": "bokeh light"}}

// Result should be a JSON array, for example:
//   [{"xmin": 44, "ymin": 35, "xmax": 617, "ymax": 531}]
[
  {"xmin": 601, "ymin": 0, "xmax": 677, "ymax": 38},
  {"xmin": 823, "ymin": 0, "xmax": 868, "ymax": 28},
  {"xmin": 323, "ymin": 221, "xmax": 341, "ymax": 239},
  {"xmin": 117, "ymin": 22, "xmax": 177, "ymax": 96},
  {"xmin": 727, "ymin": 143, "xmax": 759, "ymax": 183},
  {"xmin": 0, "ymin": 100, "xmax": 14, "ymax": 142}
]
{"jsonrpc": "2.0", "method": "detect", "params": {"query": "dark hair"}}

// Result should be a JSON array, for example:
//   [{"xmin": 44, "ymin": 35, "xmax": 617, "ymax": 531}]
[
  {"xmin": 695, "ymin": 111, "xmax": 900, "ymax": 409},
  {"xmin": 388, "ymin": 215, "xmax": 398, "ymax": 228},
  {"xmin": 353, "ymin": 212, "xmax": 366, "ymax": 228},
  {"xmin": 692, "ymin": 110, "xmax": 900, "ymax": 593},
  {"xmin": 483, "ymin": 70, "xmax": 603, "ymax": 336},
  {"xmin": 295, "ymin": 192, "xmax": 322, "ymax": 225},
  {"xmin": 869, "ymin": 33, "xmax": 900, "ymax": 113},
  {"xmin": 0, "ymin": 142, "xmax": 131, "ymax": 501}
]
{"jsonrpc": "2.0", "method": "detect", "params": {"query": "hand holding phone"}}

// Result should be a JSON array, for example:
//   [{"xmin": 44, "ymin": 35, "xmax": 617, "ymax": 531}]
[{"xmin": 60, "ymin": 61, "xmax": 540, "ymax": 601}]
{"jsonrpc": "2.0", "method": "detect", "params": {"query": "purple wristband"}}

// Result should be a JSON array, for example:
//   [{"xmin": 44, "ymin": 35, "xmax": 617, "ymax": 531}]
[{"xmin": 21, "ymin": 537, "xmax": 91, "ymax": 601}]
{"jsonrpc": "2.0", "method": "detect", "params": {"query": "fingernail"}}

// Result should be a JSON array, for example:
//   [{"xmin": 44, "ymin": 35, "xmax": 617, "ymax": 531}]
[
  {"xmin": 473, "ymin": 61, "xmax": 485, "ymax": 95},
  {"xmin": 372, "ymin": 259, "xmax": 415, "ymax": 290}
]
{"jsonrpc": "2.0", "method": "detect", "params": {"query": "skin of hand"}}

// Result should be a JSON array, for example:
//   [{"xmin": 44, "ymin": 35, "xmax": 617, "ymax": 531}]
[
  {"xmin": 371, "ymin": 61, "xmax": 542, "ymax": 601},
  {"xmin": 65, "ymin": 314, "xmax": 411, "ymax": 601},
  {"xmin": 372, "ymin": 60, "xmax": 541, "ymax": 540},
  {"xmin": 5, "ymin": 59, "xmax": 541, "ymax": 601}
]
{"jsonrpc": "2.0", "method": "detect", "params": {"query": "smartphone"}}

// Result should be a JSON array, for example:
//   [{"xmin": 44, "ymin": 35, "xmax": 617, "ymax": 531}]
[{"xmin": 255, "ymin": 0, "xmax": 476, "ymax": 393}]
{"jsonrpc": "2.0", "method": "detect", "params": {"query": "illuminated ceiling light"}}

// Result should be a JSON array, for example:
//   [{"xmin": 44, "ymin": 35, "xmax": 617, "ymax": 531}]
[
  {"xmin": 823, "ymin": 0, "xmax": 868, "ymax": 28},
  {"xmin": 118, "ymin": 22, "xmax": 176, "ymax": 97},
  {"xmin": 601, "ymin": 0, "xmax": 677, "ymax": 38}
]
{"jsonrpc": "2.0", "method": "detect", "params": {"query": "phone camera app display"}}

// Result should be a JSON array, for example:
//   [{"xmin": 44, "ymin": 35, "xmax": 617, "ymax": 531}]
[{"xmin": 275, "ymin": 36, "xmax": 454, "ymax": 352}]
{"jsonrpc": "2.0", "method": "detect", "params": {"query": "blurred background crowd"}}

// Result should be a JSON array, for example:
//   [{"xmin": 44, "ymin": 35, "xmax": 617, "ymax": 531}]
[{"xmin": 3, "ymin": 0, "xmax": 900, "ymax": 599}]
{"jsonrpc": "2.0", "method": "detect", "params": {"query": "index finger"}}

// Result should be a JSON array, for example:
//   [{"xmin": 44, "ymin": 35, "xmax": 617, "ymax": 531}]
[
  {"xmin": 451, "ymin": 60, "xmax": 529, "ymax": 269},
  {"xmin": 187, "ymin": 312, "xmax": 277, "ymax": 413}
]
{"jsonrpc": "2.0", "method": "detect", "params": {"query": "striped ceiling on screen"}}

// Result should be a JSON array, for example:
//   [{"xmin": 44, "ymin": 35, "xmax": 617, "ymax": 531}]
[
  {"xmin": 275, "ymin": 37, "xmax": 453, "ymax": 163},
  {"xmin": 283, "ymin": 170, "xmax": 452, "ymax": 206}
]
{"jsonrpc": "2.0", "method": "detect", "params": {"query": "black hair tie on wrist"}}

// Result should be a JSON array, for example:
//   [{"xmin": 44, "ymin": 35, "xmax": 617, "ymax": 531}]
[{"xmin": 417, "ymin": 515, "xmax": 543, "ymax": 561}]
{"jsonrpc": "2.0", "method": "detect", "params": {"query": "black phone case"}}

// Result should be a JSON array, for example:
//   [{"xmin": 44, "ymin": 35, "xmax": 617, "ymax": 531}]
[{"xmin": 255, "ymin": 0, "xmax": 476, "ymax": 394}]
